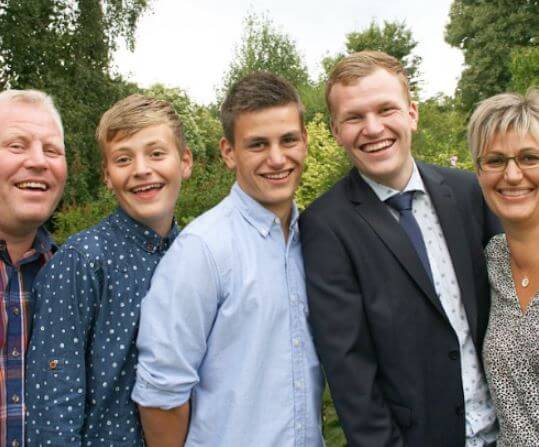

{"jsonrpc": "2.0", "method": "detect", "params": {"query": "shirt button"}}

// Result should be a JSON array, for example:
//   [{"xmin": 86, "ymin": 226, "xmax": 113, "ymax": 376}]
[
  {"xmin": 11, "ymin": 394, "xmax": 20, "ymax": 403},
  {"xmin": 295, "ymin": 380, "xmax": 303, "ymax": 389},
  {"xmin": 12, "ymin": 307, "xmax": 20, "ymax": 316},
  {"xmin": 12, "ymin": 439, "xmax": 20, "ymax": 447},
  {"xmin": 11, "ymin": 348, "xmax": 20, "ymax": 357},
  {"xmin": 49, "ymin": 359, "xmax": 59, "ymax": 370},
  {"xmin": 146, "ymin": 242, "xmax": 154, "ymax": 252},
  {"xmin": 292, "ymin": 338, "xmax": 300, "ymax": 347},
  {"xmin": 448, "ymin": 350, "xmax": 459, "ymax": 360}
]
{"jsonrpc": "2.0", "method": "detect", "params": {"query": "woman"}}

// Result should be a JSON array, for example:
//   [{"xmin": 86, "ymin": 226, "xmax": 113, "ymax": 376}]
[{"xmin": 469, "ymin": 89, "xmax": 539, "ymax": 446}]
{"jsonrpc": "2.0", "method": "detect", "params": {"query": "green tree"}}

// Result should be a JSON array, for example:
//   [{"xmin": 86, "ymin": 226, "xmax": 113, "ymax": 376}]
[
  {"xmin": 413, "ymin": 95, "xmax": 473, "ymax": 170},
  {"xmin": 323, "ymin": 20, "xmax": 422, "ymax": 93},
  {"xmin": 445, "ymin": 0, "xmax": 538, "ymax": 111},
  {"xmin": 0, "ymin": 0, "xmax": 150, "ymax": 204},
  {"xmin": 296, "ymin": 114, "xmax": 350, "ymax": 209},
  {"xmin": 220, "ymin": 12, "xmax": 310, "ymax": 96},
  {"xmin": 144, "ymin": 84, "xmax": 222, "ymax": 160},
  {"xmin": 509, "ymin": 46, "xmax": 539, "ymax": 94}
]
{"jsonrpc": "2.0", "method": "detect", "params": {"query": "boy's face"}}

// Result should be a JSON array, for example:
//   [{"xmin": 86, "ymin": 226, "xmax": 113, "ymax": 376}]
[
  {"xmin": 103, "ymin": 124, "xmax": 192, "ymax": 236},
  {"xmin": 220, "ymin": 103, "xmax": 307, "ymax": 220}
]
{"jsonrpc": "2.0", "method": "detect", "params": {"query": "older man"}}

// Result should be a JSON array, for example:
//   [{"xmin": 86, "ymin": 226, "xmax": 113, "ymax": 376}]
[{"xmin": 0, "ymin": 90, "xmax": 66, "ymax": 447}]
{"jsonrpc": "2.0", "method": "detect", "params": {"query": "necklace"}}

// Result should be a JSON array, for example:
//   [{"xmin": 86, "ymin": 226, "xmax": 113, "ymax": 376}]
[{"xmin": 510, "ymin": 254, "xmax": 531, "ymax": 288}]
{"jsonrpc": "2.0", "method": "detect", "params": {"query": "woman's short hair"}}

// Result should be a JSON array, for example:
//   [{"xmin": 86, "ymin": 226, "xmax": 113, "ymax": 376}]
[{"xmin": 468, "ymin": 89, "xmax": 539, "ymax": 163}]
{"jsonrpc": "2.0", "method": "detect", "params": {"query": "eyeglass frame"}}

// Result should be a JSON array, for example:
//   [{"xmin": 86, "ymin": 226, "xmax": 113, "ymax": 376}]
[{"xmin": 475, "ymin": 150, "xmax": 539, "ymax": 173}]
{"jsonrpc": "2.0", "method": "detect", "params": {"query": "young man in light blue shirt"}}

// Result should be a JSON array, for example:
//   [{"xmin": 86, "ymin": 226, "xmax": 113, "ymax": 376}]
[{"xmin": 132, "ymin": 72, "xmax": 324, "ymax": 447}]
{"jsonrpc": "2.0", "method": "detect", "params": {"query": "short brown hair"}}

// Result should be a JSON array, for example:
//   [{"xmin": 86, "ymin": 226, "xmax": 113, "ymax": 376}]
[
  {"xmin": 96, "ymin": 94, "xmax": 187, "ymax": 156},
  {"xmin": 220, "ymin": 71, "xmax": 304, "ymax": 144},
  {"xmin": 468, "ymin": 89, "xmax": 539, "ymax": 164},
  {"xmin": 326, "ymin": 51, "xmax": 411, "ymax": 117}
]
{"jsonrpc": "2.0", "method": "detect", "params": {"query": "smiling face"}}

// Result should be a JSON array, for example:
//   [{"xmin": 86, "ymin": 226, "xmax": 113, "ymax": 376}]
[
  {"xmin": 329, "ymin": 68, "xmax": 418, "ymax": 190},
  {"xmin": 103, "ymin": 124, "xmax": 192, "ymax": 236},
  {"xmin": 0, "ymin": 101, "xmax": 67, "ymax": 239},
  {"xmin": 220, "ymin": 103, "xmax": 307, "ymax": 222},
  {"xmin": 477, "ymin": 131, "xmax": 539, "ymax": 229}
]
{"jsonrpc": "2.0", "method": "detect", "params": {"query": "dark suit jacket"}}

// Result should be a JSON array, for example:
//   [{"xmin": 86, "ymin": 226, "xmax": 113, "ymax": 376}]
[{"xmin": 300, "ymin": 163, "xmax": 501, "ymax": 447}]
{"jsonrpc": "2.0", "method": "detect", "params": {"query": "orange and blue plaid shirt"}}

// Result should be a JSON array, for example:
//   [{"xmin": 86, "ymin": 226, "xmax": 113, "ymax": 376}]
[{"xmin": 0, "ymin": 228, "xmax": 55, "ymax": 447}]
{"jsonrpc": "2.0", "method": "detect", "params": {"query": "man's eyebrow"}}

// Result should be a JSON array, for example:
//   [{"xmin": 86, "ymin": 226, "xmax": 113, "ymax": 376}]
[{"xmin": 244, "ymin": 136, "xmax": 268, "ymax": 143}]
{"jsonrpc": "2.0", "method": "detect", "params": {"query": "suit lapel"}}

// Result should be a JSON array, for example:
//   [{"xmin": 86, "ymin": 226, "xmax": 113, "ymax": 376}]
[
  {"xmin": 346, "ymin": 170, "xmax": 447, "ymax": 318},
  {"xmin": 419, "ymin": 164, "xmax": 479, "ymax": 343}
]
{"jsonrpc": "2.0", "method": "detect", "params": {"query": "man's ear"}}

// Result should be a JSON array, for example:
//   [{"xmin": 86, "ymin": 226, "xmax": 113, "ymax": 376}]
[
  {"xmin": 219, "ymin": 137, "xmax": 236, "ymax": 170},
  {"xmin": 180, "ymin": 146, "xmax": 193, "ymax": 180},
  {"xmin": 409, "ymin": 101, "xmax": 419, "ymax": 132},
  {"xmin": 330, "ymin": 117, "xmax": 343, "ymax": 146}
]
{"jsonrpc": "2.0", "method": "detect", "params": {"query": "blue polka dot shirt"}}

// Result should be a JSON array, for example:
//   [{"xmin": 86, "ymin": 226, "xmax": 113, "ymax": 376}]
[{"xmin": 25, "ymin": 207, "xmax": 178, "ymax": 446}]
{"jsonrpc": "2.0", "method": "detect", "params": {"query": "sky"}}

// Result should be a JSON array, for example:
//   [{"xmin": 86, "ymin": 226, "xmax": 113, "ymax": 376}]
[{"xmin": 114, "ymin": 0, "xmax": 464, "ymax": 105}]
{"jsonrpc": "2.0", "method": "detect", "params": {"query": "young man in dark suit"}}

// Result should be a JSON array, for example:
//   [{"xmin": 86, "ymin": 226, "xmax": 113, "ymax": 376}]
[{"xmin": 300, "ymin": 51, "xmax": 500, "ymax": 447}]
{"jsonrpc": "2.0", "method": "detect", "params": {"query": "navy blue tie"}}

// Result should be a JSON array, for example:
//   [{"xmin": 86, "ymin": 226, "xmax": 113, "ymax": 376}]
[{"xmin": 386, "ymin": 191, "xmax": 433, "ymax": 284}]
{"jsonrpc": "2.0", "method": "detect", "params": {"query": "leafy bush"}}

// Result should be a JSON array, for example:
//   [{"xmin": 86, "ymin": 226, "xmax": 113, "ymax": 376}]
[{"xmin": 296, "ymin": 114, "xmax": 350, "ymax": 209}]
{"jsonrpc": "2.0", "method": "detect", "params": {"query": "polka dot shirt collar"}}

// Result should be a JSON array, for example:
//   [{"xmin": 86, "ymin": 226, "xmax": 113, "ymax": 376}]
[{"xmin": 110, "ymin": 207, "xmax": 179, "ymax": 254}]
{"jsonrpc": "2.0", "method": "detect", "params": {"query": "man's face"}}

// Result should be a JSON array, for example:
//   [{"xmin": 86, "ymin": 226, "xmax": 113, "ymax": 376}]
[
  {"xmin": 103, "ymin": 124, "xmax": 192, "ymax": 237},
  {"xmin": 0, "ymin": 101, "xmax": 67, "ymax": 238},
  {"xmin": 220, "ymin": 103, "xmax": 307, "ymax": 220},
  {"xmin": 329, "ymin": 68, "xmax": 418, "ymax": 190}
]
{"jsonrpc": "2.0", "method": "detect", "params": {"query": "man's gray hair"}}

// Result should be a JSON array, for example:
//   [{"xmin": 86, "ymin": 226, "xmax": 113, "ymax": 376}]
[{"xmin": 0, "ymin": 89, "xmax": 64, "ymax": 137}]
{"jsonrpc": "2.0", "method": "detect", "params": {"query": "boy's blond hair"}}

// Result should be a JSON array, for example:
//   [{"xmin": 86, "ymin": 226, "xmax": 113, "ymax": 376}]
[{"xmin": 96, "ymin": 94, "xmax": 187, "ymax": 157}]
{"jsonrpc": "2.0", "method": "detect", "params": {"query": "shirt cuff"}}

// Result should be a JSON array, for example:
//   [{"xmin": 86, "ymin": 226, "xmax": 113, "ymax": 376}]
[{"xmin": 131, "ymin": 374, "xmax": 190, "ymax": 410}]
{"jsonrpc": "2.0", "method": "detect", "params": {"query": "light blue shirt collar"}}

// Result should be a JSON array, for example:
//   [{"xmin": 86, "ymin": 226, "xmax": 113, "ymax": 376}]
[
  {"xmin": 230, "ymin": 182, "xmax": 299, "ymax": 238},
  {"xmin": 359, "ymin": 160, "xmax": 426, "ymax": 202}
]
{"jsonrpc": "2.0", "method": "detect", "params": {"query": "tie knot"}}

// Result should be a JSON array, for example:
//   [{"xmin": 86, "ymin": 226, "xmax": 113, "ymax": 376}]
[{"xmin": 386, "ymin": 191, "xmax": 415, "ymax": 212}]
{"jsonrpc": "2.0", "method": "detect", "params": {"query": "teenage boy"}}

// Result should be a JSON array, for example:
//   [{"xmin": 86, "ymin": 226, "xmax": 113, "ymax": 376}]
[
  {"xmin": 0, "ymin": 90, "xmax": 66, "ymax": 447},
  {"xmin": 132, "ymin": 72, "xmax": 324, "ymax": 447},
  {"xmin": 25, "ymin": 94, "xmax": 193, "ymax": 446},
  {"xmin": 300, "ymin": 51, "xmax": 500, "ymax": 446}
]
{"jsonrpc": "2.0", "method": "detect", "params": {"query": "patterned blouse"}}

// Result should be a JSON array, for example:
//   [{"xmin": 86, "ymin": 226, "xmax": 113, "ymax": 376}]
[{"xmin": 483, "ymin": 233, "xmax": 539, "ymax": 447}]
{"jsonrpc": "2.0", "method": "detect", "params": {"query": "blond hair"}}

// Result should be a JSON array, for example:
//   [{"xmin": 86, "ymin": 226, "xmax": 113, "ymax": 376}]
[
  {"xmin": 325, "ymin": 51, "xmax": 411, "ymax": 117},
  {"xmin": 0, "ymin": 89, "xmax": 63, "ymax": 136},
  {"xmin": 468, "ymin": 89, "xmax": 539, "ymax": 163},
  {"xmin": 96, "ymin": 94, "xmax": 187, "ymax": 156}
]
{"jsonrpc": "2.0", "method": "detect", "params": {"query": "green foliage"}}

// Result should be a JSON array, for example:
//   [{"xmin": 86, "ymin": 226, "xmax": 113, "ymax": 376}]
[
  {"xmin": 323, "ymin": 20, "xmax": 422, "ymax": 93},
  {"xmin": 175, "ymin": 159, "xmax": 235, "ymax": 227},
  {"xmin": 298, "ymin": 79, "xmax": 329, "ymax": 124},
  {"xmin": 296, "ymin": 114, "xmax": 350, "ymax": 209},
  {"xmin": 144, "ymin": 84, "xmax": 221, "ymax": 159},
  {"xmin": 413, "ymin": 95, "xmax": 473, "ymax": 170},
  {"xmin": 509, "ymin": 46, "xmax": 539, "ymax": 93},
  {"xmin": 220, "ymin": 12, "xmax": 310, "ymax": 97},
  {"xmin": 323, "ymin": 386, "xmax": 347, "ymax": 447},
  {"xmin": 445, "ymin": 0, "xmax": 539, "ymax": 111},
  {"xmin": 53, "ymin": 187, "xmax": 117, "ymax": 244}
]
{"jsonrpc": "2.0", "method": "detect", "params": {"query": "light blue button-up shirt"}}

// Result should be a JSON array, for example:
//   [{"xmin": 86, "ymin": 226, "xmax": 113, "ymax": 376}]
[{"xmin": 132, "ymin": 183, "xmax": 324, "ymax": 447}]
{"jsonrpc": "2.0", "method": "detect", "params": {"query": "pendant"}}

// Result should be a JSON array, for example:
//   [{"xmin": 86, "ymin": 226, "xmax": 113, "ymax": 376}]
[{"xmin": 521, "ymin": 277, "xmax": 530, "ymax": 288}]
